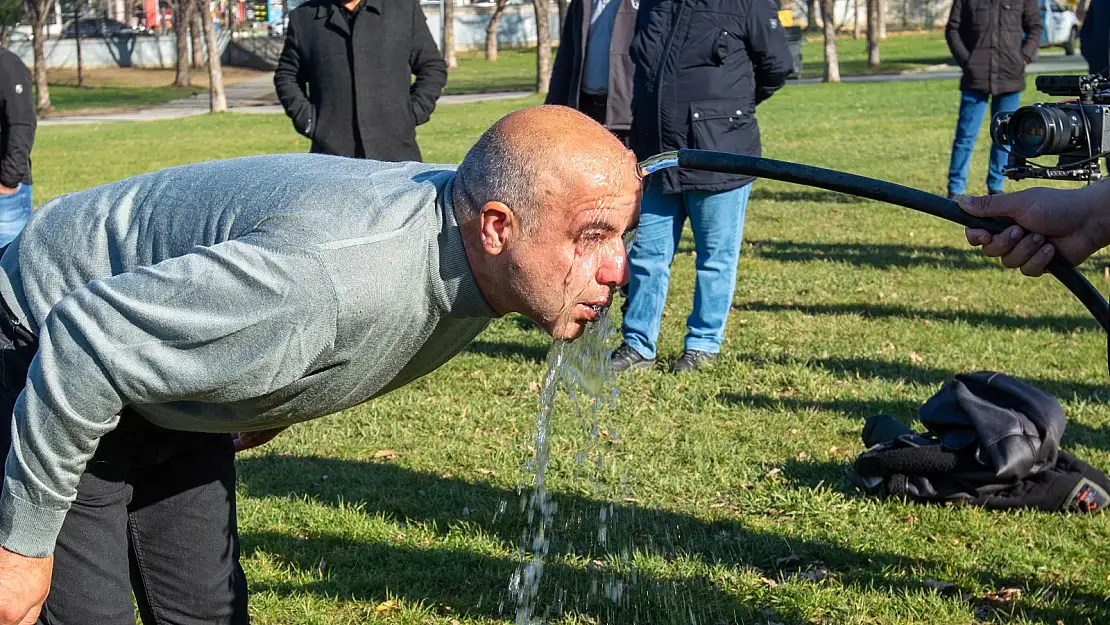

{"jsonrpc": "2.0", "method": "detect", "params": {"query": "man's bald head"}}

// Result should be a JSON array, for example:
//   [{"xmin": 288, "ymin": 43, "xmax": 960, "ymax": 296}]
[{"xmin": 454, "ymin": 105, "xmax": 637, "ymax": 237}]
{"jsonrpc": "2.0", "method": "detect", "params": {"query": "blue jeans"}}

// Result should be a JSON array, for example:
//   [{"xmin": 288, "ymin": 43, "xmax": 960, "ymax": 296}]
[
  {"xmin": 948, "ymin": 90, "xmax": 1022, "ymax": 195},
  {"xmin": 622, "ymin": 179, "xmax": 752, "ymax": 359},
  {"xmin": 0, "ymin": 183, "xmax": 31, "ymax": 247}
]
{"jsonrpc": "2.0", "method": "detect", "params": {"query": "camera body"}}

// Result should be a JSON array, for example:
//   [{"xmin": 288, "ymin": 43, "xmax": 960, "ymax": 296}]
[{"xmin": 990, "ymin": 74, "xmax": 1110, "ymax": 182}]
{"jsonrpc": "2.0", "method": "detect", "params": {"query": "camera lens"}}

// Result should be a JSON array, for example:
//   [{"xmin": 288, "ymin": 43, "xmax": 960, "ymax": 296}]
[{"xmin": 1007, "ymin": 105, "xmax": 1077, "ymax": 158}]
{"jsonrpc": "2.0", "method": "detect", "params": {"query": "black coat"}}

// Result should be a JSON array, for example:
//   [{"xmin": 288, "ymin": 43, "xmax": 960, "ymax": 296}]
[
  {"xmin": 629, "ymin": 0, "xmax": 793, "ymax": 194},
  {"xmin": 0, "ymin": 48, "xmax": 35, "ymax": 188},
  {"xmin": 274, "ymin": 0, "xmax": 447, "ymax": 161},
  {"xmin": 945, "ymin": 0, "xmax": 1043, "ymax": 96},
  {"xmin": 546, "ymin": 0, "xmax": 639, "ymax": 131},
  {"xmin": 1081, "ymin": 0, "xmax": 1110, "ymax": 75}
]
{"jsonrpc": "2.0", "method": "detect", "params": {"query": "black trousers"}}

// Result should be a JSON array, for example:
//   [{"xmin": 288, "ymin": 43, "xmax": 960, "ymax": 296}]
[
  {"xmin": 578, "ymin": 91, "xmax": 630, "ymax": 146},
  {"xmin": 0, "ymin": 300, "xmax": 249, "ymax": 624}
]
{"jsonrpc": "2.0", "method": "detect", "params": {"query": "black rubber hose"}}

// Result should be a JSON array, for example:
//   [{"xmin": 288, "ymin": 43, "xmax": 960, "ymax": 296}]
[{"xmin": 675, "ymin": 148, "xmax": 1110, "ymax": 332}]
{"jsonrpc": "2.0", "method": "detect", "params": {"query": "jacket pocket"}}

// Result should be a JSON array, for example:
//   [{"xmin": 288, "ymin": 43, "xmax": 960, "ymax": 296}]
[
  {"xmin": 684, "ymin": 12, "xmax": 737, "ymax": 68},
  {"xmin": 689, "ymin": 99, "xmax": 756, "ymax": 154}
]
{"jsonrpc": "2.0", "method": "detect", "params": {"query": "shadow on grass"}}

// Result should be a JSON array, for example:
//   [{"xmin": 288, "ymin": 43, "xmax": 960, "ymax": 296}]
[
  {"xmin": 719, "ymin": 356, "xmax": 1110, "ymax": 453},
  {"xmin": 734, "ymin": 300, "xmax": 1102, "ymax": 333},
  {"xmin": 749, "ymin": 188, "xmax": 868, "ymax": 204},
  {"xmin": 237, "ymin": 456, "xmax": 1110, "ymax": 625},
  {"xmin": 464, "ymin": 340, "xmax": 550, "ymax": 364},
  {"xmin": 744, "ymin": 241, "xmax": 997, "ymax": 271}
]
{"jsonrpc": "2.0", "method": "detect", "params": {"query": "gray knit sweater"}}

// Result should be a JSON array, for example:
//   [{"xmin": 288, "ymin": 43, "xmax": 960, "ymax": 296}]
[{"xmin": 0, "ymin": 154, "xmax": 495, "ymax": 557}]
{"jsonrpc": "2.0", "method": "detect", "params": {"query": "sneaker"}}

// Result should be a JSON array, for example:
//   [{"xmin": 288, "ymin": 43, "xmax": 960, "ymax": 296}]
[
  {"xmin": 670, "ymin": 349, "xmax": 718, "ymax": 373},
  {"xmin": 611, "ymin": 342, "xmax": 654, "ymax": 372}
]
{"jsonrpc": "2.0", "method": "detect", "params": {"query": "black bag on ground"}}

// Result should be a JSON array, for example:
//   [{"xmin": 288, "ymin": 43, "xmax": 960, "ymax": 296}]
[{"xmin": 853, "ymin": 371, "xmax": 1109, "ymax": 513}]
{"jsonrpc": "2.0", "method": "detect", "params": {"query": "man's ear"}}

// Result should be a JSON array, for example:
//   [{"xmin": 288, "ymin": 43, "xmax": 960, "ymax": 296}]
[{"xmin": 479, "ymin": 201, "xmax": 517, "ymax": 255}]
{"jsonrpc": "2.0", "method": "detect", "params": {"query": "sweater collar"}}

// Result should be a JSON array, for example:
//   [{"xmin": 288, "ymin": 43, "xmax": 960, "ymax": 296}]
[{"xmin": 435, "ymin": 175, "xmax": 498, "ymax": 319}]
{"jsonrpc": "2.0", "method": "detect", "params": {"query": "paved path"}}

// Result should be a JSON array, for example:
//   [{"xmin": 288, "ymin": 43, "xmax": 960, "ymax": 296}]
[{"xmin": 38, "ymin": 52, "xmax": 1089, "ymax": 126}]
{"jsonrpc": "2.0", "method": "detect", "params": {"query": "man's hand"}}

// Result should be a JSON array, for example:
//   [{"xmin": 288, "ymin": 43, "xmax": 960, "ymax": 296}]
[
  {"xmin": 0, "ymin": 186, "xmax": 18, "ymax": 196},
  {"xmin": 232, "ymin": 426, "xmax": 288, "ymax": 453},
  {"xmin": 0, "ymin": 548, "xmax": 51, "ymax": 625},
  {"xmin": 959, "ymin": 184, "xmax": 1110, "ymax": 276}
]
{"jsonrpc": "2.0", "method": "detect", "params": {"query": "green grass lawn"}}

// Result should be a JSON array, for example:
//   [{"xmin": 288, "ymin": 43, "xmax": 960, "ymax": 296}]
[
  {"xmin": 799, "ymin": 29, "xmax": 957, "ymax": 77},
  {"xmin": 32, "ymin": 78, "xmax": 1110, "ymax": 624}
]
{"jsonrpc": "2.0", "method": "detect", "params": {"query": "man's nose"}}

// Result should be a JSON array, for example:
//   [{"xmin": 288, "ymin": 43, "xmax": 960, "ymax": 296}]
[{"xmin": 597, "ymin": 245, "xmax": 630, "ymax": 288}]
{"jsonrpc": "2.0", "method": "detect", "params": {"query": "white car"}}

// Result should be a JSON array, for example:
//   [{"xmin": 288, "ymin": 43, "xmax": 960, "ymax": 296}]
[{"xmin": 1039, "ymin": 0, "xmax": 1081, "ymax": 55}]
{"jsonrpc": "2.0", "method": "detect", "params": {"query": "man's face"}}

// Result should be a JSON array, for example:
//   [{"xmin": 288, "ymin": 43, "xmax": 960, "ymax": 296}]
[{"xmin": 507, "ymin": 156, "xmax": 642, "ymax": 341}]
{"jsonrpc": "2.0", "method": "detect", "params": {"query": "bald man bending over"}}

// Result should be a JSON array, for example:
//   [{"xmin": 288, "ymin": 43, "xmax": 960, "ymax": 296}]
[{"xmin": 0, "ymin": 105, "xmax": 641, "ymax": 625}]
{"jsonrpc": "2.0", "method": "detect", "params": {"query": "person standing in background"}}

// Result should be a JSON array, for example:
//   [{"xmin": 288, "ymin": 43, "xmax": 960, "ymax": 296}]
[
  {"xmin": 274, "ymin": 0, "xmax": 447, "ymax": 162},
  {"xmin": 546, "ymin": 0, "xmax": 639, "ymax": 145},
  {"xmin": 944, "ymin": 0, "xmax": 1042, "ymax": 199},
  {"xmin": 0, "ymin": 46, "xmax": 35, "ymax": 246}
]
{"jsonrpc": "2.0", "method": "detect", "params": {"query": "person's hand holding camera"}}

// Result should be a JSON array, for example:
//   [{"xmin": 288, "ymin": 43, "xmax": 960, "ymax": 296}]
[{"xmin": 960, "ymin": 181, "xmax": 1110, "ymax": 276}]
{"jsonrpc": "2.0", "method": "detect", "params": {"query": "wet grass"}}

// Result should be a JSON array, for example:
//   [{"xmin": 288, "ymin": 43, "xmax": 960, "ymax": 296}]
[{"xmin": 30, "ymin": 75, "xmax": 1110, "ymax": 624}]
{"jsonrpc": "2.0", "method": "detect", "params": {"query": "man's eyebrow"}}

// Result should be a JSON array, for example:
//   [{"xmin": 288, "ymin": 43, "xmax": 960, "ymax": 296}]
[{"xmin": 578, "ymin": 221, "xmax": 622, "ymax": 234}]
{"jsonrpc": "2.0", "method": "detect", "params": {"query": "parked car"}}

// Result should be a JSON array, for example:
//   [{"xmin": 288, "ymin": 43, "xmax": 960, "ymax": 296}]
[
  {"xmin": 1039, "ymin": 0, "xmax": 1081, "ymax": 55},
  {"xmin": 60, "ymin": 17, "xmax": 138, "ymax": 39}
]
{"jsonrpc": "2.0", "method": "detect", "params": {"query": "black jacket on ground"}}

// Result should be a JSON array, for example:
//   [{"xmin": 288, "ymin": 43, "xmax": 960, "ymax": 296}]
[
  {"xmin": 945, "ymin": 0, "xmax": 1043, "ymax": 95},
  {"xmin": 546, "ymin": 0, "xmax": 639, "ymax": 131},
  {"xmin": 629, "ymin": 0, "xmax": 792, "ymax": 194},
  {"xmin": 854, "ymin": 372, "xmax": 1110, "ymax": 514},
  {"xmin": 0, "ymin": 48, "xmax": 35, "ymax": 188},
  {"xmin": 274, "ymin": 0, "xmax": 447, "ymax": 161}
]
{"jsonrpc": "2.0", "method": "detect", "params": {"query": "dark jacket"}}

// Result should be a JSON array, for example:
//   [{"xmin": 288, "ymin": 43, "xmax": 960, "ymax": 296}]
[
  {"xmin": 546, "ymin": 0, "xmax": 638, "ymax": 131},
  {"xmin": 1080, "ymin": 0, "xmax": 1110, "ymax": 75},
  {"xmin": 945, "ymin": 0, "xmax": 1043, "ymax": 95},
  {"xmin": 629, "ymin": 0, "xmax": 793, "ymax": 194},
  {"xmin": 0, "ymin": 48, "xmax": 35, "ymax": 188},
  {"xmin": 274, "ymin": 0, "xmax": 447, "ymax": 162}
]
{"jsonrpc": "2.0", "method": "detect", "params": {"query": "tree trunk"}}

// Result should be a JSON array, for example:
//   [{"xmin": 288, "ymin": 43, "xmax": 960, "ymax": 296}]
[
  {"xmin": 75, "ymin": 2, "xmax": 84, "ymax": 87},
  {"xmin": 196, "ymin": 0, "xmax": 227, "ymax": 112},
  {"xmin": 533, "ymin": 0, "xmax": 551, "ymax": 93},
  {"xmin": 30, "ymin": 0, "xmax": 51, "ymax": 111},
  {"xmin": 444, "ymin": 0, "xmax": 456, "ymax": 68},
  {"xmin": 866, "ymin": 0, "xmax": 880, "ymax": 67},
  {"xmin": 173, "ymin": 0, "xmax": 191, "ymax": 86},
  {"xmin": 877, "ymin": 0, "xmax": 886, "ymax": 39},
  {"xmin": 556, "ymin": 0, "xmax": 566, "ymax": 22},
  {"xmin": 806, "ymin": 0, "xmax": 819, "ymax": 30},
  {"xmin": 189, "ymin": 1, "xmax": 203, "ymax": 68},
  {"xmin": 820, "ymin": 0, "xmax": 840, "ymax": 82},
  {"xmin": 485, "ymin": 0, "xmax": 509, "ymax": 61},
  {"xmin": 852, "ymin": 0, "xmax": 860, "ymax": 38}
]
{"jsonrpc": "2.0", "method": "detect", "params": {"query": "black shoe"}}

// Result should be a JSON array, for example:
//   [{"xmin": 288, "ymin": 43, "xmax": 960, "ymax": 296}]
[
  {"xmin": 988, "ymin": 188, "xmax": 1004, "ymax": 195},
  {"xmin": 611, "ymin": 342, "xmax": 654, "ymax": 372},
  {"xmin": 670, "ymin": 349, "xmax": 718, "ymax": 373}
]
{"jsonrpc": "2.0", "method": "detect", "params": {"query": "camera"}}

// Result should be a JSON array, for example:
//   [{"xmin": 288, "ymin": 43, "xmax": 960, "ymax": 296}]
[{"xmin": 990, "ymin": 74, "xmax": 1110, "ymax": 182}]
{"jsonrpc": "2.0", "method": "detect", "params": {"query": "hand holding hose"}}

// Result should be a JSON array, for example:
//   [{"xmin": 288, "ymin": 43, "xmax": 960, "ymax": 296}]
[{"xmin": 960, "ymin": 182, "xmax": 1110, "ymax": 276}]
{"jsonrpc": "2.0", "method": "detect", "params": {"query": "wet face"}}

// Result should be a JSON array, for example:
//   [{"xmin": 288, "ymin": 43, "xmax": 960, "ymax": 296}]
[{"xmin": 506, "ymin": 153, "xmax": 642, "ymax": 341}]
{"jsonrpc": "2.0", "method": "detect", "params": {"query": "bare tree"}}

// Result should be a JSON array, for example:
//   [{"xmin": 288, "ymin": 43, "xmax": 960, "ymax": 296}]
[
  {"xmin": 443, "ymin": 0, "xmax": 456, "ymax": 68},
  {"xmin": 866, "ymin": 0, "xmax": 879, "ymax": 67},
  {"xmin": 73, "ymin": 0, "xmax": 85, "ymax": 87},
  {"xmin": 169, "ymin": 0, "xmax": 191, "ymax": 86},
  {"xmin": 26, "ymin": 0, "xmax": 52, "ymax": 111},
  {"xmin": 189, "ymin": 0, "xmax": 202, "ymax": 68},
  {"xmin": 195, "ymin": 0, "xmax": 226, "ymax": 111},
  {"xmin": 533, "ymin": 0, "xmax": 551, "ymax": 93},
  {"xmin": 877, "ymin": 0, "xmax": 885, "ymax": 39},
  {"xmin": 820, "ymin": 0, "xmax": 839, "ymax": 82},
  {"xmin": 852, "ymin": 0, "xmax": 859, "ymax": 38},
  {"xmin": 485, "ymin": 0, "xmax": 509, "ymax": 61},
  {"xmin": 556, "ymin": 0, "xmax": 566, "ymax": 22}
]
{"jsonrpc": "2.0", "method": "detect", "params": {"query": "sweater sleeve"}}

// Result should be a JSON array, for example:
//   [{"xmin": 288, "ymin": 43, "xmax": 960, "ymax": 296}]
[{"xmin": 0, "ymin": 238, "xmax": 337, "ymax": 557}]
